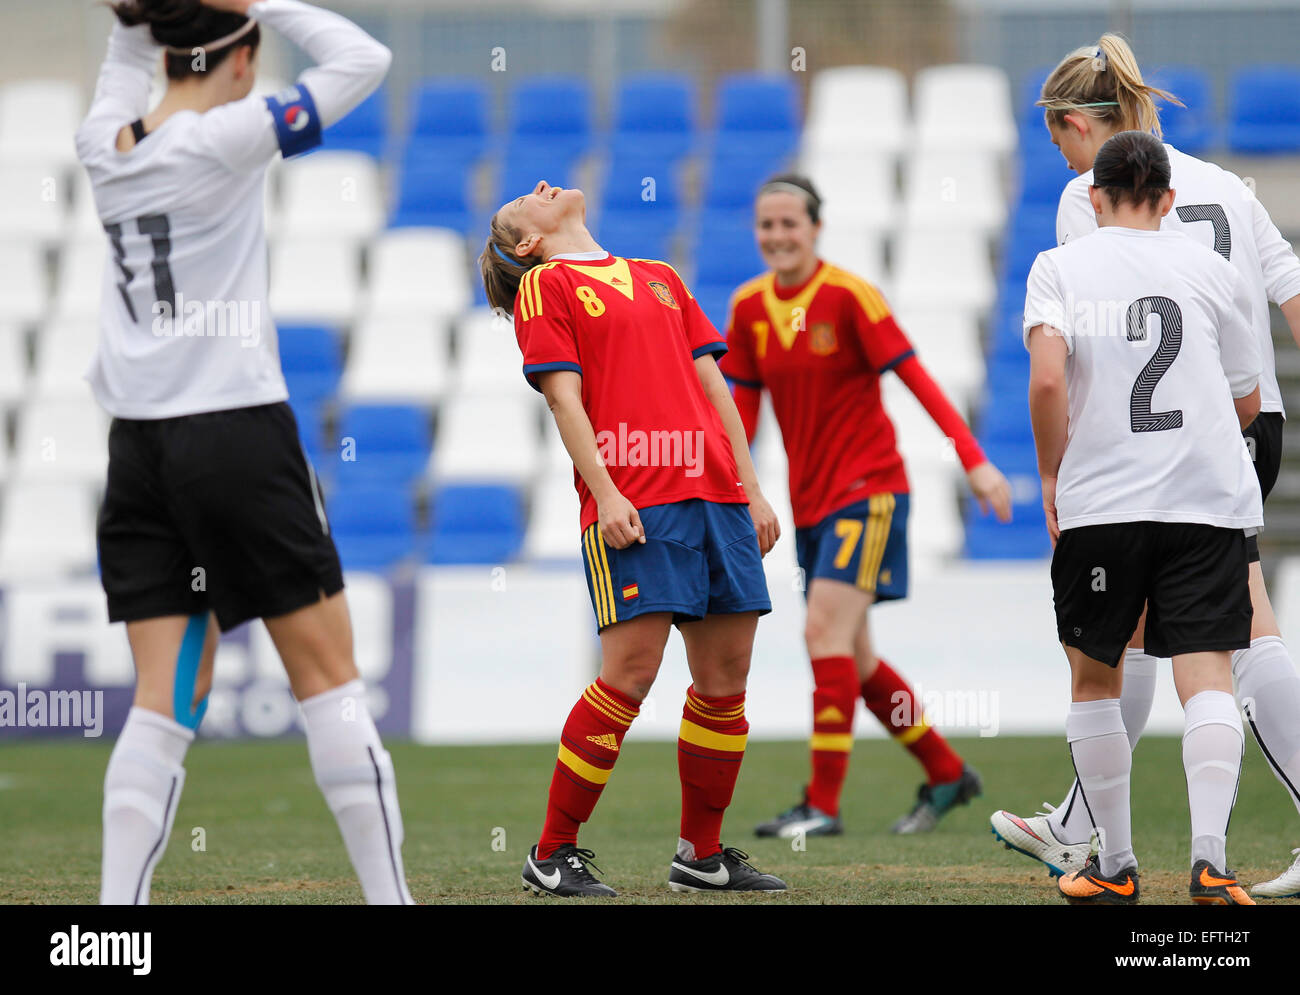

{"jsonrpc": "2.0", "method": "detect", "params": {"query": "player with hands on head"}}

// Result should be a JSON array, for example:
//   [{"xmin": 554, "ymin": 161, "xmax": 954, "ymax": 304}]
[{"xmin": 80, "ymin": 0, "xmax": 413, "ymax": 904}]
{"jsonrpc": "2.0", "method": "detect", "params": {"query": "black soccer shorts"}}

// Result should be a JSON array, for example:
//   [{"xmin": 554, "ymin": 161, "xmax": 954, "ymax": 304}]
[
  {"xmin": 1051, "ymin": 521, "xmax": 1252, "ymax": 667},
  {"xmin": 97, "ymin": 402, "xmax": 344, "ymax": 632},
  {"xmin": 1244, "ymin": 411, "xmax": 1283, "ymax": 563}
]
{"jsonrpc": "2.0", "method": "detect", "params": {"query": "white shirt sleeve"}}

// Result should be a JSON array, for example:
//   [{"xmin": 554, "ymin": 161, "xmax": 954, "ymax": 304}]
[
  {"xmin": 1251, "ymin": 194, "xmax": 1300, "ymax": 306},
  {"xmin": 75, "ymin": 22, "xmax": 160, "ymax": 163},
  {"xmin": 1055, "ymin": 174, "xmax": 1096, "ymax": 247},
  {"xmin": 1217, "ymin": 263, "xmax": 1263, "ymax": 399},
  {"xmin": 191, "ymin": 0, "xmax": 393, "ymax": 173},
  {"xmin": 1023, "ymin": 252, "xmax": 1072, "ymax": 354}
]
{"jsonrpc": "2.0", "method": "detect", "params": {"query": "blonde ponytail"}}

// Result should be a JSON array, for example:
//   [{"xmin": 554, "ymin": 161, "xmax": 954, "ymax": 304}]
[{"xmin": 1037, "ymin": 33, "xmax": 1181, "ymax": 137}]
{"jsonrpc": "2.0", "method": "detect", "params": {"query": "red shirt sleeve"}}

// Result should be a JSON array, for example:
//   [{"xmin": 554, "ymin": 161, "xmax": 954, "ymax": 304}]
[
  {"xmin": 514, "ymin": 266, "xmax": 581, "ymax": 392},
  {"xmin": 846, "ymin": 289, "xmax": 916, "ymax": 374},
  {"xmin": 718, "ymin": 293, "xmax": 763, "ymax": 389},
  {"xmin": 663, "ymin": 265, "xmax": 727, "ymax": 361}
]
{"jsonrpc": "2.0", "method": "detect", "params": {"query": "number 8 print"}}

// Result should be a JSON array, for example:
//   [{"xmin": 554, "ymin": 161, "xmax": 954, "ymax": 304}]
[{"xmin": 575, "ymin": 285, "xmax": 606, "ymax": 317}]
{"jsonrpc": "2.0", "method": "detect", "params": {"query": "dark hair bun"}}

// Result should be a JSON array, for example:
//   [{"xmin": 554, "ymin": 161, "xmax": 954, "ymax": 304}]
[
  {"xmin": 110, "ymin": 0, "xmax": 202, "ymax": 30},
  {"xmin": 1092, "ymin": 130, "xmax": 1171, "ymax": 209},
  {"xmin": 110, "ymin": 0, "xmax": 249, "ymax": 51}
]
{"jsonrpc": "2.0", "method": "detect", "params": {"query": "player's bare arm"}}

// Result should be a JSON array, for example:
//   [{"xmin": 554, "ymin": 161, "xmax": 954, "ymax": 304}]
[
  {"xmin": 537, "ymin": 368, "xmax": 645, "ymax": 549},
  {"xmin": 695, "ymin": 353, "xmax": 780, "ymax": 555},
  {"xmin": 1027, "ymin": 324, "xmax": 1069, "ymax": 543}
]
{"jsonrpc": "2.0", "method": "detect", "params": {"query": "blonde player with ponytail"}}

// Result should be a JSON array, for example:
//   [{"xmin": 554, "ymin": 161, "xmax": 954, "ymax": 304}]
[{"xmin": 991, "ymin": 33, "xmax": 1300, "ymax": 899}]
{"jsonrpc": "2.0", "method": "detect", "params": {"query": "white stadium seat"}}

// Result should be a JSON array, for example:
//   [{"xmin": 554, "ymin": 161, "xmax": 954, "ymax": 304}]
[
  {"xmin": 902, "ymin": 150, "xmax": 1007, "ymax": 235},
  {"xmin": 524, "ymin": 469, "xmax": 582, "ymax": 560},
  {"xmin": 0, "ymin": 482, "xmax": 99, "ymax": 581},
  {"xmin": 891, "ymin": 229, "xmax": 994, "ymax": 314},
  {"xmin": 912, "ymin": 64, "xmax": 1016, "ymax": 155},
  {"xmin": 338, "ymin": 315, "xmax": 451, "ymax": 405},
  {"xmin": 268, "ymin": 238, "xmax": 361, "ymax": 325},
  {"xmin": 816, "ymin": 223, "xmax": 887, "ymax": 289},
  {"xmin": 882, "ymin": 375, "xmax": 962, "ymax": 478},
  {"xmin": 800, "ymin": 152, "xmax": 897, "ymax": 235},
  {"xmin": 13, "ymin": 396, "xmax": 108, "ymax": 484},
  {"xmin": 0, "ymin": 323, "xmax": 28, "ymax": 409},
  {"xmin": 452, "ymin": 307, "xmax": 533, "ymax": 397},
  {"xmin": 0, "ymin": 80, "xmax": 82, "ymax": 169},
  {"xmin": 31, "ymin": 319, "xmax": 99, "ymax": 400},
  {"xmin": 0, "ymin": 163, "xmax": 71, "ymax": 243},
  {"xmin": 0, "ymin": 241, "xmax": 50, "ymax": 325},
  {"xmin": 430, "ymin": 393, "xmax": 543, "ymax": 485},
  {"xmin": 363, "ymin": 227, "xmax": 471, "ymax": 319},
  {"xmin": 908, "ymin": 466, "xmax": 965, "ymax": 563},
  {"xmin": 893, "ymin": 306, "xmax": 985, "ymax": 409},
  {"xmin": 274, "ymin": 151, "xmax": 384, "ymax": 243},
  {"xmin": 803, "ymin": 66, "xmax": 909, "ymax": 160},
  {"xmin": 52, "ymin": 237, "xmax": 106, "ymax": 322}
]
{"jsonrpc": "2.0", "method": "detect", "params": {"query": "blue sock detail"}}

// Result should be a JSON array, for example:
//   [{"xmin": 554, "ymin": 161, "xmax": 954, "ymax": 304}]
[{"xmin": 173, "ymin": 614, "xmax": 209, "ymax": 731}]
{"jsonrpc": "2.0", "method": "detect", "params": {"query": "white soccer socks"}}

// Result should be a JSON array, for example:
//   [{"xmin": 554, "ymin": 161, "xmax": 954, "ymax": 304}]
[
  {"xmin": 1067, "ymin": 698, "xmax": 1136, "ymax": 878},
  {"xmin": 1049, "ymin": 650, "xmax": 1157, "ymax": 843},
  {"xmin": 100, "ymin": 706, "xmax": 194, "ymax": 905},
  {"xmin": 300, "ymin": 679, "xmax": 414, "ymax": 905},
  {"xmin": 1182, "ymin": 689, "xmax": 1244, "ymax": 869},
  {"xmin": 1233, "ymin": 635, "xmax": 1300, "ymax": 815}
]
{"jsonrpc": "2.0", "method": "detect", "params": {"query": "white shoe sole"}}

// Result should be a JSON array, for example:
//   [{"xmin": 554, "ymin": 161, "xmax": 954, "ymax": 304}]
[{"xmin": 990, "ymin": 810, "xmax": 1088, "ymax": 879}]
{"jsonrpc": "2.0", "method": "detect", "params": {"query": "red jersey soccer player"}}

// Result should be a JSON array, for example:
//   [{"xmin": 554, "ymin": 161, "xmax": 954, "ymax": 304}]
[
  {"xmin": 479, "ymin": 179, "xmax": 786, "ymax": 897},
  {"xmin": 722, "ymin": 175, "xmax": 1013, "ymax": 837}
]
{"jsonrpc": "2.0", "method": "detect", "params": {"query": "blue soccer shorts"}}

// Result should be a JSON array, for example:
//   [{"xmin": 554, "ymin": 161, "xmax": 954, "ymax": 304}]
[
  {"xmin": 581, "ymin": 499, "xmax": 772, "ymax": 631},
  {"xmin": 794, "ymin": 493, "xmax": 909, "ymax": 601}
]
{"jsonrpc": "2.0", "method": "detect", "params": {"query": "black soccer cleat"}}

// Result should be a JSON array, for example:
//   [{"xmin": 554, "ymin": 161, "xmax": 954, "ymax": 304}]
[
  {"xmin": 1189, "ymin": 859, "xmax": 1255, "ymax": 905},
  {"xmin": 668, "ymin": 846, "xmax": 788, "ymax": 893},
  {"xmin": 522, "ymin": 844, "xmax": 617, "ymax": 897}
]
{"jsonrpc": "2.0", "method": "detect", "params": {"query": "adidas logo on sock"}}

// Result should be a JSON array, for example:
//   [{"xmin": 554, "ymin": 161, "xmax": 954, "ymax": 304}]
[
  {"xmin": 815, "ymin": 705, "xmax": 846, "ymax": 723},
  {"xmin": 586, "ymin": 733, "xmax": 619, "ymax": 751}
]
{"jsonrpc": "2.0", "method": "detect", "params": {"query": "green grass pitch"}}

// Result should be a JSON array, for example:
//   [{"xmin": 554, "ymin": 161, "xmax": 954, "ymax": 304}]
[{"xmin": 1, "ymin": 735, "xmax": 1296, "ymax": 905}]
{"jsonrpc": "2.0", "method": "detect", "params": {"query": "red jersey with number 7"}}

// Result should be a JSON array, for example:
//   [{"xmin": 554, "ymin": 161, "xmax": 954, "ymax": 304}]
[
  {"xmin": 514, "ymin": 253, "xmax": 747, "ymax": 532},
  {"xmin": 720, "ymin": 261, "xmax": 918, "ymax": 528}
]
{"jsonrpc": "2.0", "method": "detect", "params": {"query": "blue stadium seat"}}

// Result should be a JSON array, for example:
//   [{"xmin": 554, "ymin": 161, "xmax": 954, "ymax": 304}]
[
  {"xmin": 391, "ymin": 156, "xmax": 473, "ymax": 231},
  {"xmin": 1017, "ymin": 142, "xmax": 1077, "ymax": 207},
  {"xmin": 278, "ymin": 323, "xmax": 342, "ymax": 406},
  {"xmin": 964, "ymin": 516, "xmax": 1052, "ymax": 560},
  {"xmin": 598, "ymin": 227, "xmax": 672, "ymax": 265},
  {"xmin": 600, "ymin": 157, "xmax": 683, "ymax": 242},
  {"xmin": 612, "ymin": 73, "xmax": 697, "ymax": 162},
  {"xmin": 1017, "ymin": 65, "xmax": 1052, "ymax": 135},
  {"xmin": 494, "ymin": 154, "xmax": 576, "ymax": 208},
  {"xmin": 1147, "ymin": 66, "xmax": 1215, "ymax": 156},
  {"xmin": 1001, "ymin": 208, "xmax": 1056, "ymax": 283},
  {"xmin": 334, "ymin": 404, "xmax": 433, "ymax": 487},
  {"xmin": 693, "ymin": 283, "xmax": 737, "ymax": 331},
  {"xmin": 507, "ymin": 75, "xmax": 592, "ymax": 164},
  {"xmin": 691, "ymin": 218, "xmax": 764, "ymax": 288},
  {"xmin": 1228, "ymin": 67, "xmax": 1300, "ymax": 154},
  {"xmin": 323, "ymin": 88, "xmax": 388, "ymax": 160},
  {"xmin": 406, "ymin": 78, "xmax": 489, "ymax": 165},
  {"xmin": 702, "ymin": 150, "xmax": 788, "ymax": 211},
  {"xmin": 327, "ymin": 484, "xmax": 419, "ymax": 572},
  {"xmin": 291, "ymin": 398, "xmax": 328, "ymax": 468},
  {"xmin": 713, "ymin": 74, "xmax": 799, "ymax": 161},
  {"xmin": 426, "ymin": 485, "xmax": 524, "ymax": 564}
]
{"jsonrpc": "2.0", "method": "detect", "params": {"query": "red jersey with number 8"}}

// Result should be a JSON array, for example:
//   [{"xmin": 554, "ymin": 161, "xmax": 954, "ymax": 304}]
[{"xmin": 514, "ymin": 254, "xmax": 747, "ymax": 532}]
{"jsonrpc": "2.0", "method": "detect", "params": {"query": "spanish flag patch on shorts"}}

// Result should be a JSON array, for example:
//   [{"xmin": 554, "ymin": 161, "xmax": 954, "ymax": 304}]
[{"xmin": 622, "ymin": 583, "xmax": 639, "ymax": 601}]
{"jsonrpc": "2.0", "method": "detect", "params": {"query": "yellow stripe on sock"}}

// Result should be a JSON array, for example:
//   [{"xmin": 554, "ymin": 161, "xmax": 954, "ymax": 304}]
[
  {"xmin": 583, "ymin": 689, "xmax": 635, "ymax": 728},
  {"xmin": 557, "ymin": 743, "xmax": 614, "ymax": 784},
  {"xmin": 589, "ymin": 684, "xmax": 638, "ymax": 723},
  {"xmin": 810, "ymin": 732, "xmax": 854, "ymax": 752},
  {"xmin": 895, "ymin": 719, "xmax": 931, "ymax": 746},
  {"xmin": 678, "ymin": 718, "xmax": 747, "ymax": 752}
]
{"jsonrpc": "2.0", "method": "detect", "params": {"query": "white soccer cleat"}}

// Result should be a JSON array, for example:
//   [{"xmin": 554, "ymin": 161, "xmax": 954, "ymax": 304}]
[
  {"xmin": 1250, "ymin": 848, "xmax": 1300, "ymax": 898},
  {"xmin": 990, "ymin": 805, "xmax": 1090, "ymax": 878}
]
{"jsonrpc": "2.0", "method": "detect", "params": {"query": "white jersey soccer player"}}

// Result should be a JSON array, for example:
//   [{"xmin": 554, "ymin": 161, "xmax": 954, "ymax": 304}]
[
  {"xmin": 993, "ymin": 33, "xmax": 1300, "ymax": 900},
  {"xmin": 1026, "ymin": 131, "xmax": 1262, "ymax": 905},
  {"xmin": 82, "ymin": 0, "xmax": 414, "ymax": 905}
]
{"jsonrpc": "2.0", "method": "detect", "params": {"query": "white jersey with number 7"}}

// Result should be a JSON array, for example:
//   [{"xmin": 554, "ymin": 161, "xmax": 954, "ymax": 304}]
[
  {"xmin": 1056, "ymin": 144, "xmax": 1300, "ymax": 417},
  {"xmin": 1023, "ymin": 226, "xmax": 1263, "ymax": 532}
]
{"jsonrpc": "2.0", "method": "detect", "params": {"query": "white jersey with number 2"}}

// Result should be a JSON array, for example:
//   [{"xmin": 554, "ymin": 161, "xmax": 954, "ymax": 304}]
[
  {"xmin": 1024, "ymin": 226, "xmax": 1263, "ymax": 532},
  {"xmin": 1057, "ymin": 144, "xmax": 1300, "ymax": 416}
]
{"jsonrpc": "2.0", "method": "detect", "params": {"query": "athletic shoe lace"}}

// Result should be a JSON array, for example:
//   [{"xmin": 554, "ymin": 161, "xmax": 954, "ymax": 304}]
[
  {"xmin": 720, "ymin": 847, "xmax": 758, "ymax": 870},
  {"xmin": 556, "ymin": 846, "xmax": 604, "ymax": 881},
  {"xmin": 1034, "ymin": 802, "xmax": 1058, "ymax": 818}
]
